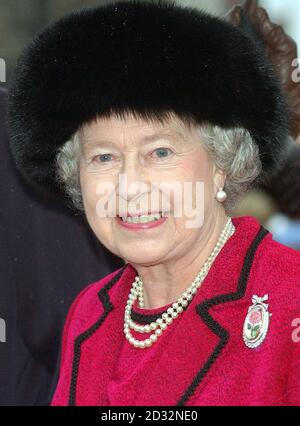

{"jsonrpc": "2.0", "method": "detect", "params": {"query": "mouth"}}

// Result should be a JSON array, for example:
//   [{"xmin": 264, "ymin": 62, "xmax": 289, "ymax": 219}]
[
  {"xmin": 116, "ymin": 212, "xmax": 169, "ymax": 229},
  {"xmin": 119, "ymin": 212, "xmax": 164, "ymax": 224}
]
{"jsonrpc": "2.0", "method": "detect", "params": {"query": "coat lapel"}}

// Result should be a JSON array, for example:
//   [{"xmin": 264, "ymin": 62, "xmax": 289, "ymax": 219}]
[
  {"xmin": 68, "ymin": 266, "xmax": 131, "ymax": 406},
  {"xmin": 69, "ymin": 217, "xmax": 270, "ymax": 406},
  {"xmin": 178, "ymin": 224, "xmax": 269, "ymax": 405}
]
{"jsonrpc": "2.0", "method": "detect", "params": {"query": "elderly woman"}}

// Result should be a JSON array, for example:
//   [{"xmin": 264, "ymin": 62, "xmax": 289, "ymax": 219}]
[{"xmin": 8, "ymin": 1, "xmax": 300, "ymax": 406}]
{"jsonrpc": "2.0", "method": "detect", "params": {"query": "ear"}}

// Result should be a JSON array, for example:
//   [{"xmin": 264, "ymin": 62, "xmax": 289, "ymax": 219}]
[{"xmin": 213, "ymin": 164, "xmax": 227, "ymax": 192}]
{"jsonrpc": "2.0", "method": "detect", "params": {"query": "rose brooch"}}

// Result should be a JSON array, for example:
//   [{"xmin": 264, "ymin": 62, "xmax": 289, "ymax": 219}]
[{"xmin": 243, "ymin": 295, "xmax": 271, "ymax": 349}]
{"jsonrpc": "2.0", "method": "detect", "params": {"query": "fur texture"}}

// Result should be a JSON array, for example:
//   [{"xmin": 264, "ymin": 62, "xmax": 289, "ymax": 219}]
[{"xmin": 8, "ymin": 0, "xmax": 289, "ymax": 197}]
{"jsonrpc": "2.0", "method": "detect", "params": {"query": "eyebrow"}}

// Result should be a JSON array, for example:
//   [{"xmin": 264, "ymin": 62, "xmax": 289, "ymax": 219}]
[
  {"xmin": 82, "ymin": 130, "xmax": 186, "ymax": 147},
  {"xmin": 139, "ymin": 131, "xmax": 185, "ymax": 144}
]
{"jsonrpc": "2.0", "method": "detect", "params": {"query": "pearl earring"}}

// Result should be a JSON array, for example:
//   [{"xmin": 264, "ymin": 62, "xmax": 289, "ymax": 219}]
[{"xmin": 216, "ymin": 187, "xmax": 227, "ymax": 203}]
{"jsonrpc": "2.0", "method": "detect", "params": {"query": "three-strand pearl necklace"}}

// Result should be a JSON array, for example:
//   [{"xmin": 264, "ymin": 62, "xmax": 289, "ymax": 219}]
[{"xmin": 124, "ymin": 217, "xmax": 235, "ymax": 349}]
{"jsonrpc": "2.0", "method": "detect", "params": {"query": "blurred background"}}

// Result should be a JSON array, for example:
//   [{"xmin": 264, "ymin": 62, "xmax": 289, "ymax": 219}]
[{"xmin": 1, "ymin": 0, "xmax": 300, "ymax": 249}]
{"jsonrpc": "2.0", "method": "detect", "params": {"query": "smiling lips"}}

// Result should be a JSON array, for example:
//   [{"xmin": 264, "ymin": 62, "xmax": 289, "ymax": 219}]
[{"xmin": 116, "ymin": 212, "xmax": 168, "ymax": 230}]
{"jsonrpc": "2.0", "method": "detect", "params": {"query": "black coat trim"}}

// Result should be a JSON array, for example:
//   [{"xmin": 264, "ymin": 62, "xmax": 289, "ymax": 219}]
[
  {"xmin": 68, "ymin": 226, "xmax": 268, "ymax": 406},
  {"xmin": 68, "ymin": 266, "xmax": 127, "ymax": 406},
  {"xmin": 176, "ymin": 225, "xmax": 269, "ymax": 406}
]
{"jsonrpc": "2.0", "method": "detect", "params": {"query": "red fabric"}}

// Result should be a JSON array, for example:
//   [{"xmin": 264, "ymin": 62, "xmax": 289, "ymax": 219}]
[{"xmin": 51, "ymin": 216, "xmax": 300, "ymax": 406}]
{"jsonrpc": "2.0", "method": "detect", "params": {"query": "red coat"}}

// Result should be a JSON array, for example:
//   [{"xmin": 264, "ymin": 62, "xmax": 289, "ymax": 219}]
[{"xmin": 51, "ymin": 216, "xmax": 300, "ymax": 406}]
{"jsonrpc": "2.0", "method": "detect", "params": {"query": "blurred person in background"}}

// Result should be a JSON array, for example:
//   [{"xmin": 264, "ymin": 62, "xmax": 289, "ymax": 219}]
[
  {"xmin": 0, "ymin": 86, "xmax": 123, "ymax": 406},
  {"xmin": 226, "ymin": 0, "xmax": 300, "ymax": 249}
]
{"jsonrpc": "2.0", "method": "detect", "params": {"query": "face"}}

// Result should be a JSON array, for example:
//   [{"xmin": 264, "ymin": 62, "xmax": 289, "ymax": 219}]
[{"xmin": 79, "ymin": 113, "xmax": 225, "ymax": 266}]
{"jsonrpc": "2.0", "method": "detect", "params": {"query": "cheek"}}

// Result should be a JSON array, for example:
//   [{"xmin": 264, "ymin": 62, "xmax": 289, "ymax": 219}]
[
  {"xmin": 191, "ymin": 156, "xmax": 212, "ymax": 182},
  {"xmin": 80, "ymin": 170, "xmax": 98, "ymax": 213},
  {"xmin": 80, "ymin": 166, "xmax": 116, "ymax": 213},
  {"xmin": 179, "ymin": 155, "xmax": 214, "ymax": 208},
  {"xmin": 178, "ymin": 148, "xmax": 213, "ymax": 181},
  {"xmin": 79, "ymin": 168, "xmax": 114, "ymax": 231},
  {"xmin": 80, "ymin": 170, "xmax": 116, "ymax": 246}
]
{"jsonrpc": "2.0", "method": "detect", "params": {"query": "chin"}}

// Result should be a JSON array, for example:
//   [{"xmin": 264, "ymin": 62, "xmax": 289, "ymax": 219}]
[
  {"xmin": 119, "ymin": 244, "xmax": 168, "ymax": 267},
  {"xmin": 126, "ymin": 257, "xmax": 164, "ymax": 267}
]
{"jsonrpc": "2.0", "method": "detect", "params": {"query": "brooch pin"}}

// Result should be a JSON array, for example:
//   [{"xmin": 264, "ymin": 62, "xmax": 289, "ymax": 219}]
[{"xmin": 243, "ymin": 295, "xmax": 271, "ymax": 349}]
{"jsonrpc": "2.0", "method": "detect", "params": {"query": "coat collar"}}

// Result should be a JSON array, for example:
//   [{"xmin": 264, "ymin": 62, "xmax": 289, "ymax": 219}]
[{"xmin": 69, "ymin": 216, "xmax": 270, "ymax": 406}]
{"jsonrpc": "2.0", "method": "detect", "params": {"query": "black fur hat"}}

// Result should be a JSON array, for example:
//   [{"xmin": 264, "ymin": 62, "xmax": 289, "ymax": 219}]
[{"xmin": 8, "ymin": 0, "xmax": 289, "ymax": 198}]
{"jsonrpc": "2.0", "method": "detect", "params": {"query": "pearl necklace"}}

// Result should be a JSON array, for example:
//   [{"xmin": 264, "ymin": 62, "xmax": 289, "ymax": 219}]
[{"xmin": 124, "ymin": 217, "xmax": 235, "ymax": 349}]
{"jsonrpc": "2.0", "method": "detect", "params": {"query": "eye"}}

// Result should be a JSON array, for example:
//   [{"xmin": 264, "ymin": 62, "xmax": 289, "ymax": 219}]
[
  {"xmin": 94, "ymin": 153, "xmax": 114, "ymax": 162},
  {"xmin": 151, "ymin": 147, "xmax": 173, "ymax": 159}
]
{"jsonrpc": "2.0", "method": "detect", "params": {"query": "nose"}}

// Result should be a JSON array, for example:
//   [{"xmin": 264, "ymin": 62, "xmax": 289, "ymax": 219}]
[{"xmin": 117, "ymin": 155, "xmax": 149, "ymax": 203}]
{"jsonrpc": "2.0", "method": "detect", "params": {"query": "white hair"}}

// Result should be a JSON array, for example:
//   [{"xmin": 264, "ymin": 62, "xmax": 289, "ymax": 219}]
[
  {"xmin": 198, "ymin": 124, "xmax": 262, "ymax": 212},
  {"xmin": 56, "ymin": 123, "xmax": 262, "ymax": 213}
]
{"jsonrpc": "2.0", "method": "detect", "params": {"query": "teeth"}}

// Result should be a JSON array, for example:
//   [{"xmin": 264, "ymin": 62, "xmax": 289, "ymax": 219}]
[{"xmin": 121, "ymin": 213, "xmax": 162, "ymax": 224}]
